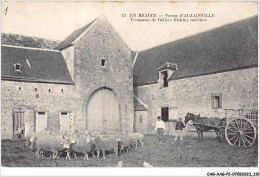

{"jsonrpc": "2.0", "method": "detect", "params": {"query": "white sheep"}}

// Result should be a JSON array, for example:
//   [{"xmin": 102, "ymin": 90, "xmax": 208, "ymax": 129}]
[
  {"xmin": 128, "ymin": 132, "xmax": 144, "ymax": 148},
  {"xmin": 93, "ymin": 136, "xmax": 118, "ymax": 159}
]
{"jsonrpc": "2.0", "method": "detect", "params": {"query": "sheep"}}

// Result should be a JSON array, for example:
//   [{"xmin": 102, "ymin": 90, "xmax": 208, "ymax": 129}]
[
  {"xmin": 70, "ymin": 138, "xmax": 96, "ymax": 160},
  {"xmin": 128, "ymin": 133, "xmax": 144, "ymax": 148},
  {"xmin": 35, "ymin": 135, "xmax": 72, "ymax": 159},
  {"xmin": 90, "ymin": 130, "xmax": 102, "ymax": 137},
  {"xmin": 25, "ymin": 132, "xmax": 40, "ymax": 149},
  {"xmin": 93, "ymin": 136, "xmax": 118, "ymax": 159},
  {"xmin": 117, "ymin": 135, "xmax": 131, "ymax": 154},
  {"xmin": 25, "ymin": 132, "xmax": 54, "ymax": 157}
]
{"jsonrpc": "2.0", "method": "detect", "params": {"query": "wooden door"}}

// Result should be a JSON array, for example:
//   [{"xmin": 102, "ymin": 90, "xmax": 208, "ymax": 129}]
[
  {"xmin": 102, "ymin": 89, "xmax": 120, "ymax": 131},
  {"xmin": 87, "ymin": 88, "xmax": 119, "ymax": 131},
  {"xmin": 161, "ymin": 107, "xmax": 169, "ymax": 122},
  {"xmin": 36, "ymin": 112, "xmax": 47, "ymax": 132},
  {"xmin": 13, "ymin": 111, "xmax": 25, "ymax": 138},
  {"xmin": 60, "ymin": 113, "xmax": 70, "ymax": 132}
]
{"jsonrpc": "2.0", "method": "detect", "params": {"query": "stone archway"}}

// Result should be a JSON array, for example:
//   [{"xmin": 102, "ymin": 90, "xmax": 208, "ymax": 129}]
[{"xmin": 86, "ymin": 87, "xmax": 120, "ymax": 131}]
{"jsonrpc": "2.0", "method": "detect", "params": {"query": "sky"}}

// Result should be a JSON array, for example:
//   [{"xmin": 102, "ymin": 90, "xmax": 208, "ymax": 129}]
[{"xmin": 1, "ymin": 1, "xmax": 258, "ymax": 51}]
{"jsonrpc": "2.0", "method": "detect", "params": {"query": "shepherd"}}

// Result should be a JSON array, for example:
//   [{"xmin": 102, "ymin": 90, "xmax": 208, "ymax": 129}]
[{"xmin": 154, "ymin": 116, "xmax": 165, "ymax": 143}]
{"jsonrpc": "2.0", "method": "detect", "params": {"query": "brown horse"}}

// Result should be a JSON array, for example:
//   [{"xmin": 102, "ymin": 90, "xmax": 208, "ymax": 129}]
[{"xmin": 184, "ymin": 113, "xmax": 225, "ymax": 142}]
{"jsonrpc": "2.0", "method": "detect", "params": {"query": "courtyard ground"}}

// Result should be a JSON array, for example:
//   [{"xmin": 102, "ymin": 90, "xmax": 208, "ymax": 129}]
[{"xmin": 1, "ymin": 131, "xmax": 258, "ymax": 167}]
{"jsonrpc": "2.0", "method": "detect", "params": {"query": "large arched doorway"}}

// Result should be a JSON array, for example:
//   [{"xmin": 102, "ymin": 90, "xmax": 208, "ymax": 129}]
[{"xmin": 86, "ymin": 88, "xmax": 120, "ymax": 131}]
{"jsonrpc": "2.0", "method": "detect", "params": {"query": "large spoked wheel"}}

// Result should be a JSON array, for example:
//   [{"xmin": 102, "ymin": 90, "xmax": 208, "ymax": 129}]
[{"xmin": 225, "ymin": 117, "xmax": 257, "ymax": 147}]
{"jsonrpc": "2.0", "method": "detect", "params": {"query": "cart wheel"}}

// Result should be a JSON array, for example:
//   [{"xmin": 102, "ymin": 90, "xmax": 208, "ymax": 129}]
[{"xmin": 225, "ymin": 118, "xmax": 256, "ymax": 147}]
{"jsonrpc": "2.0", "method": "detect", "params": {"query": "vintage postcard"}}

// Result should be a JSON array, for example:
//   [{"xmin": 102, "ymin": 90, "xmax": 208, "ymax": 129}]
[{"xmin": 1, "ymin": 1, "xmax": 258, "ymax": 176}]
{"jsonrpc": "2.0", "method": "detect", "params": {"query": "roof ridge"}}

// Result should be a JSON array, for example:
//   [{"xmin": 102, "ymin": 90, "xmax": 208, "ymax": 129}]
[
  {"xmin": 55, "ymin": 17, "xmax": 98, "ymax": 50},
  {"xmin": 2, "ymin": 44, "xmax": 60, "ymax": 52},
  {"xmin": 138, "ymin": 15, "xmax": 258, "ymax": 53}
]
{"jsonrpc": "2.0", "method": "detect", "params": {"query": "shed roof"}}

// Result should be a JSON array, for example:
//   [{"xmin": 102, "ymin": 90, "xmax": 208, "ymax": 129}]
[
  {"xmin": 134, "ymin": 96, "xmax": 148, "ymax": 111},
  {"xmin": 1, "ymin": 45, "xmax": 74, "ymax": 85},
  {"xmin": 133, "ymin": 16, "xmax": 258, "ymax": 86}
]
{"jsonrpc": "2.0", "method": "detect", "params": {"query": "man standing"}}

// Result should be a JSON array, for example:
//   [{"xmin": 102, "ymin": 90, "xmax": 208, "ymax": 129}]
[
  {"xmin": 154, "ymin": 116, "xmax": 165, "ymax": 143},
  {"xmin": 174, "ymin": 118, "xmax": 185, "ymax": 141}
]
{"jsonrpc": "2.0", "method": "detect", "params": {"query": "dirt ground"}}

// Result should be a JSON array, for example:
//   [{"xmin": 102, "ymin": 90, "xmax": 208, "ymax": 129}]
[{"xmin": 1, "ymin": 131, "xmax": 258, "ymax": 167}]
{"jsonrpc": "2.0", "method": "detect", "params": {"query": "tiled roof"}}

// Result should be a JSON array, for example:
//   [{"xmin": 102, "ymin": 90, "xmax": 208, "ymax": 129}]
[
  {"xmin": 1, "ymin": 45, "xmax": 74, "ymax": 85},
  {"xmin": 55, "ymin": 18, "xmax": 97, "ymax": 50},
  {"xmin": 133, "ymin": 16, "xmax": 258, "ymax": 86}
]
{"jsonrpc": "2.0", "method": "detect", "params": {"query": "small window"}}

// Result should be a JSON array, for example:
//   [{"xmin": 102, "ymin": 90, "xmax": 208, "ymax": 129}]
[
  {"xmin": 161, "ymin": 107, "xmax": 169, "ymax": 122},
  {"xmin": 35, "ymin": 88, "xmax": 38, "ymax": 92},
  {"xmin": 61, "ymin": 89, "xmax": 64, "ymax": 93},
  {"xmin": 38, "ymin": 112, "xmax": 45, "ymax": 115},
  {"xmin": 14, "ymin": 63, "xmax": 22, "ymax": 71},
  {"xmin": 48, "ymin": 89, "xmax": 51, "ymax": 93},
  {"xmin": 18, "ymin": 87, "xmax": 21, "ymax": 91},
  {"xmin": 61, "ymin": 112, "xmax": 68, "ymax": 115},
  {"xmin": 161, "ymin": 71, "xmax": 168, "ymax": 87},
  {"xmin": 101, "ymin": 58, "xmax": 106, "ymax": 67},
  {"xmin": 211, "ymin": 93, "xmax": 222, "ymax": 109}
]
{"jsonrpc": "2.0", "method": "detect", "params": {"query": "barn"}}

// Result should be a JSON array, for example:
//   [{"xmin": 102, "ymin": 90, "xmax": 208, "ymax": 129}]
[
  {"xmin": 1, "ymin": 15, "xmax": 257, "ymax": 139},
  {"xmin": 1, "ymin": 16, "xmax": 134, "ymax": 139},
  {"xmin": 133, "ymin": 15, "xmax": 258, "ymax": 134}
]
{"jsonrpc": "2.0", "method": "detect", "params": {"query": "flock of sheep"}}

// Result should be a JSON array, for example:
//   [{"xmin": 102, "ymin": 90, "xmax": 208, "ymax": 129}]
[{"xmin": 26, "ymin": 129, "xmax": 144, "ymax": 160}]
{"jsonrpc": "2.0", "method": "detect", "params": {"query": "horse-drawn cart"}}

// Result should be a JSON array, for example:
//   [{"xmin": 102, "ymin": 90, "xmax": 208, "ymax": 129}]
[
  {"xmin": 224, "ymin": 109, "xmax": 258, "ymax": 147},
  {"xmin": 185, "ymin": 109, "xmax": 258, "ymax": 147}
]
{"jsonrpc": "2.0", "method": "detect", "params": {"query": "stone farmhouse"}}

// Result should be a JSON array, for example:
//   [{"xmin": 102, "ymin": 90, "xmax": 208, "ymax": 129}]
[
  {"xmin": 1, "ymin": 17, "xmax": 134, "ymax": 139},
  {"xmin": 133, "ymin": 16, "xmax": 258, "ymax": 134},
  {"xmin": 1, "ymin": 15, "xmax": 257, "ymax": 139}
]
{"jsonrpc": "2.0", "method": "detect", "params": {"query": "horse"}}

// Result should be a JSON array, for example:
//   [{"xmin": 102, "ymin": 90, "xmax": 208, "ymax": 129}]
[{"xmin": 184, "ymin": 113, "xmax": 225, "ymax": 142}]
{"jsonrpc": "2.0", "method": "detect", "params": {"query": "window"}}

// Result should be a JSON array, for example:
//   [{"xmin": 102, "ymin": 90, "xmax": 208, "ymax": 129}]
[
  {"xmin": 60, "ymin": 112, "xmax": 70, "ymax": 132},
  {"xmin": 211, "ymin": 93, "xmax": 222, "ymax": 109},
  {"xmin": 101, "ymin": 58, "xmax": 106, "ymax": 67},
  {"xmin": 160, "ymin": 71, "xmax": 168, "ymax": 87},
  {"xmin": 36, "ymin": 112, "xmax": 47, "ymax": 132},
  {"xmin": 35, "ymin": 88, "xmax": 37, "ymax": 92},
  {"xmin": 14, "ymin": 63, "xmax": 22, "ymax": 72},
  {"xmin": 38, "ymin": 112, "xmax": 45, "ymax": 115},
  {"xmin": 161, "ymin": 107, "xmax": 169, "ymax": 122}
]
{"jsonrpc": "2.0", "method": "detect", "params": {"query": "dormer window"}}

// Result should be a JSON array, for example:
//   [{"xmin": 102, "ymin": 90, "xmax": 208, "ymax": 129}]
[
  {"xmin": 101, "ymin": 58, "xmax": 106, "ymax": 67},
  {"xmin": 14, "ymin": 63, "xmax": 22, "ymax": 72},
  {"xmin": 161, "ymin": 71, "xmax": 168, "ymax": 87},
  {"xmin": 157, "ymin": 62, "xmax": 177, "ymax": 89}
]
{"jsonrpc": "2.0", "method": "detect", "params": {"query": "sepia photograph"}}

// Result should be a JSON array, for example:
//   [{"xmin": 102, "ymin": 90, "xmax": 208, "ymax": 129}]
[{"xmin": 1, "ymin": 1, "xmax": 259, "ymax": 176}]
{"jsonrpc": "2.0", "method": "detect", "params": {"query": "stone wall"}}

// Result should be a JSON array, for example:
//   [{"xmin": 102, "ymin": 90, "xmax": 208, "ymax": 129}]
[
  {"xmin": 2, "ymin": 17, "xmax": 134, "ymax": 139},
  {"xmin": 61, "ymin": 45, "xmax": 75, "ymax": 79},
  {"xmin": 1, "ymin": 80, "xmax": 75, "ymax": 139},
  {"xmin": 66, "ymin": 17, "xmax": 134, "ymax": 132},
  {"xmin": 134, "ymin": 111, "xmax": 148, "ymax": 134},
  {"xmin": 134, "ymin": 67, "xmax": 258, "ymax": 134}
]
